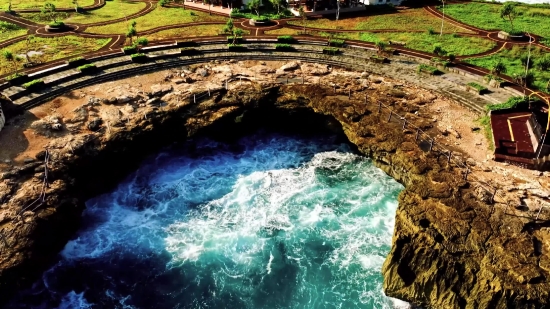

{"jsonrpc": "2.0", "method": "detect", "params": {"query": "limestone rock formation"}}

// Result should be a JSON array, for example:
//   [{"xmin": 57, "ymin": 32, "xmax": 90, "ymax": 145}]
[{"xmin": 0, "ymin": 82, "xmax": 549, "ymax": 309}]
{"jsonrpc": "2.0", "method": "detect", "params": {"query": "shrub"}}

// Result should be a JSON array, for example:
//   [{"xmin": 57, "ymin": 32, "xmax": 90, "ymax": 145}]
[
  {"xmin": 433, "ymin": 44, "xmax": 446, "ymax": 56},
  {"xmin": 520, "ymin": 54, "xmax": 535, "ymax": 69},
  {"xmin": 427, "ymin": 27, "xmax": 435, "ymax": 35},
  {"xmin": 329, "ymin": 39, "xmax": 345, "ymax": 47},
  {"xmin": 48, "ymin": 21, "xmax": 65, "ymax": 28},
  {"xmin": 467, "ymin": 82, "xmax": 488, "ymax": 94},
  {"xmin": 5, "ymin": 72, "xmax": 27, "ymax": 81},
  {"xmin": 22, "ymin": 79, "xmax": 44, "ymax": 90},
  {"xmin": 77, "ymin": 63, "xmax": 97, "ymax": 73},
  {"xmin": 228, "ymin": 44, "xmax": 247, "ymax": 51},
  {"xmin": 122, "ymin": 46, "xmax": 137, "ymax": 55},
  {"xmin": 275, "ymin": 43, "xmax": 295, "ymax": 51},
  {"xmin": 323, "ymin": 47, "xmax": 339, "ymax": 55},
  {"xmin": 485, "ymin": 96, "xmax": 536, "ymax": 111},
  {"xmin": 159, "ymin": 0, "xmax": 170, "ymax": 6},
  {"xmin": 277, "ymin": 35, "xmax": 295, "ymax": 43},
  {"xmin": 431, "ymin": 57, "xmax": 451, "ymax": 68},
  {"xmin": 448, "ymin": 53, "xmax": 456, "ymax": 63},
  {"xmin": 253, "ymin": 16, "xmax": 270, "ymax": 22},
  {"xmin": 130, "ymin": 53, "xmax": 147, "ymax": 62},
  {"xmin": 536, "ymin": 55, "xmax": 550, "ymax": 71},
  {"xmin": 227, "ymin": 36, "xmax": 243, "ymax": 43},
  {"xmin": 417, "ymin": 64, "xmax": 442, "ymax": 75},
  {"xmin": 68, "ymin": 56, "xmax": 84, "ymax": 63},
  {"xmin": 508, "ymin": 29, "xmax": 524, "ymax": 36}
]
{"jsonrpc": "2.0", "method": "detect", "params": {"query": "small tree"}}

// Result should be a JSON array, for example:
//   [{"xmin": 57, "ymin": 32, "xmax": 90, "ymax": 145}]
[
  {"xmin": 500, "ymin": 2, "xmax": 517, "ymax": 31},
  {"xmin": 269, "ymin": 0, "xmax": 283, "ymax": 15},
  {"xmin": 126, "ymin": 20, "xmax": 137, "ymax": 45},
  {"xmin": 72, "ymin": 0, "xmax": 80, "ymax": 12},
  {"xmin": 233, "ymin": 28, "xmax": 243, "ymax": 43},
  {"xmin": 223, "ymin": 18, "xmax": 234, "ymax": 34},
  {"xmin": 24, "ymin": 35, "xmax": 35, "ymax": 64},
  {"xmin": 491, "ymin": 60, "xmax": 506, "ymax": 76},
  {"xmin": 299, "ymin": 6, "xmax": 306, "ymax": 34},
  {"xmin": 248, "ymin": 0, "xmax": 261, "ymax": 17},
  {"xmin": 42, "ymin": 3, "xmax": 58, "ymax": 23},
  {"xmin": 159, "ymin": 0, "xmax": 170, "ymax": 6},
  {"xmin": 7, "ymin": 0, "xmax": 13, "ymax": 13}
]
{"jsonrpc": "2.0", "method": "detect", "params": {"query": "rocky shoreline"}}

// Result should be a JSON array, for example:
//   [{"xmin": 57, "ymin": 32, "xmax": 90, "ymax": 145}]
[{"xmin": 1, "ymin": 63, "xmax": 549, "ymax": 308}]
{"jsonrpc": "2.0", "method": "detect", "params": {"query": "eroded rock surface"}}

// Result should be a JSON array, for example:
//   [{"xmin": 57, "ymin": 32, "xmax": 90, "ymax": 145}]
[{"xmin": 0, "ymin": 65, "xmax": 549, "ymax": 309}]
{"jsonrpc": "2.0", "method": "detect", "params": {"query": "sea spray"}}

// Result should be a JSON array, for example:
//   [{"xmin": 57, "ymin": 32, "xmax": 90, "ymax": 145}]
[{"xmin": 8, "ymin": 133, "xmax": 405, "ymax": 309}]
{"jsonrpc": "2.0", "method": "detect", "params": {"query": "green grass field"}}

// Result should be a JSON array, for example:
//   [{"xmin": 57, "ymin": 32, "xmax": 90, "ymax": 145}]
[
  {"xmin": 0, "ymin": 21, "xmax": 27, "ymax": 44},
  {"xmin": 20, "ymin": 0, "xmax": 147, "ymax": 25},
  {"xmin": 442, "ymin": 3, "xmax": 550, "ymax": 39},
  {"xmin": 146, "ymin": 24, "xmax": 241, "ymax": 40},
  {"xmin": 86, "ymin": 6, "xmax": 227, "ymax": 34},
  {"xmin": 0, "ymin": 35, "xmax": 110, "ymax": 75},
  {"xmin": 6, "ymin": 0, "xmax": 95, "ymax": 10},
  {"xmin": 313, "ymin": 31, "xmax": 496, "ymax": 56},
  {"xmin": 464, "ymin": 46, "xmax": 550, "ymax": 93},
  {"xmin": 288, "ymin": 8, "xmax": 473, "ymax": 33}
]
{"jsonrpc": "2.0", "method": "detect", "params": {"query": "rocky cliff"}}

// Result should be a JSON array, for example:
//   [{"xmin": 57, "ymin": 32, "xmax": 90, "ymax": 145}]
[{"xmin": 0, "ymin": 81, "xmax": 549, "ymax": 308}]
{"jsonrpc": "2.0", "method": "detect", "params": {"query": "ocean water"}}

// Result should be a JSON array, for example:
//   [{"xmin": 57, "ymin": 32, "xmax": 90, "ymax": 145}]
[{"xmin": 8, "ymin": 132, "xmax": 407, "ymax": 309}]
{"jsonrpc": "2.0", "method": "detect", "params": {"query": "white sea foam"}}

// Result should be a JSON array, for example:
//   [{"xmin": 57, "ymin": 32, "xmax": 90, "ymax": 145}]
[
  {"xmin": 55, "ymin": 291, "xmax": 93, "ymax": 309},
  {"xmin": 14, "ymin": 134, "xmax": 407, "ymax": 308}
]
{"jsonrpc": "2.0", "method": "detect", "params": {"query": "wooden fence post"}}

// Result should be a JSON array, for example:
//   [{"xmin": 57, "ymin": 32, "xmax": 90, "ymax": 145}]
[
  {"xmin": 378, "ymin": 101, "xmax": 382, "ymax": 113},
  {"xmin": 402, "ymin": 119, "xmax": 406, "ymax": 130},
  {"xmin": 429, "ymin": 139, "xmax": 434, "ymax": 151},
  {"xmin": 387, "ymin": 111, "xmax": 392, "ymax": 122},
  {"xmin": 415, "ymin": 128, "xmax": 420, "ymax": 141},
  {"xmin": 448, "ymin": 151, "xmax": 452, "ymax": 164}
]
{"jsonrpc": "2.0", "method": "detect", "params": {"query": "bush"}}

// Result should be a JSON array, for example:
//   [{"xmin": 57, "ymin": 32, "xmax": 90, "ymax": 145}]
[
  {"xmin": 66, "ymin": 56, "xmax": 88, "ymax": 67},
  {"xmin": 417, "ymin": 64, "xmax": 442, "ymax": 75},
  {"xmin": 484, "ymin": 74, "xmax": 504, "ymax": 82},
  {"xmin": 122, "ymin": 46, "xmax": 137, "ymax": 55},
  {"xmin": 253, "ymin": 16, "xmax": 270, "ymax": 22},
  {"xmin": 77, "ymin": 63, "xmax": 97, "ymax": 73},
  {"xmin": 130, "ymin": 53, "xmax": 148, "ymax": 62},
  {"xmin": 275, "ymin": 43, "xmax": 295, "ymax": 51},
  {"xmin": 485, "ymin": 96, "xmax": 536, "ymax": 111},
  {"xmin": 49, "ymin": 21, "xmax": 65, "ymax": 28},
  {"xmin": 536, "ymin": 55, "xmax": 550, "ymax": 71},
  {"xmin": 22, "ymin": 79, "xmax": 44, "ymax": 90},
  {"xmin": 467, "ymin": 82, "xmax": 488, "ymax": 94},
  {"xmin": 427, "ymin": 27, "xmax": 436, "ymax": 35},
  {"xmin": 228, "ymin": 44, "xmax": 247, "ymax": 51},
  {"xmin": 5, "ymin": 72, "xmax": 27, "ymax": 82},
  {"xmin": 323, "ymin": 47, "xmax": 339, "ymax": 55},
  {"xmin": 508, "ymin": 29, "xmax": 524, "ymax": 36},
  {"xmin": 329, "ymin": 39, "xmax": 345, "ymax": 47},
  {"xmin": 277, "ymin": 35, "xmax": 295, "ymax": 43},
  {"xmin": 520, "ymin": 54, "xmax": 535, "ymax": 69},
  {"xmin": 431, "ymin": 57, "xmax": 451, "ymax": 68}
]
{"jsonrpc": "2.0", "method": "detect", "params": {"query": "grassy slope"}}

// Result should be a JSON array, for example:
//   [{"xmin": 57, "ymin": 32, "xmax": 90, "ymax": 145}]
[
  {"xmin": 0, "ymin": 35, "xmax": 110, "ymax": 75},
  {"xmin": 0, "ymin": 21, "xmax": 27, "ymax": 44},
  {"xmin": 8, "ymin": 0, "xmax": 95, "ymax": 10},
  {"xmin": 288, "ymin": 8, "xmax": 473, "ymax": 33},
  {"xmin": 464, "ymin": 46, "xmax": 550, "ymax": 93},
  {"xmin": 86, "ymin": 6, "xmax": 227, "ymax": 34},
  {"xmin": 147, "ymin": 24, "xmax": 243, "ymax": 40},
  {"xmin": 442, "ymin": 3, "xmax": 550, "ymax": 39}
]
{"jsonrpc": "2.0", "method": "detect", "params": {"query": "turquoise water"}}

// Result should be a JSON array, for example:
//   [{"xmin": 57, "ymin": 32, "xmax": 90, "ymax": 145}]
[{"xmin": 9, "ymin": 133, "xmax": 406, "ymax": 309}]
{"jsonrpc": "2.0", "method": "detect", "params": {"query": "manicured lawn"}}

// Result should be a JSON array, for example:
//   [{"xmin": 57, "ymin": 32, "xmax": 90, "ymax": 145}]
[
  {"xmin": 7, "ymin": 0, "xmax": 95, "ymax": 10},
  {"xmin": 147, "ymin": 24, "xmax": 243, "ymax": 40},
  {"xmin": 288, "ymin": 8, "xmax": 473, "ymax": 33},
  {"xmin": 314, "ymin": 31, "xmax": 496, "ymax": 56},
  {"xmin": 19, "ymin": 0, "xmax": 147, "ymax": 25},
  {"xmin": 265, "ymin": 28, "xmax": 301, "ymax": 35},
  {"xmin": 0, "ymin": 35, "xmax": 110, "ymax": 76},
  {"xmin": 359, "ymin": 32, "xmax": 497, "ymax": 56},
  {"xmin": 463, "ymin": 46, "xmax": 550, "ymax": 94},
  {"xmin": 442, "ymin": 3, "xmax": 550, "ymax": 39},
  {"xmin": 0, "ymin": 21, "xmax": 27, "ymax": 43},
  {"xmin": 86, "ymin": 6, "xmax": 227, "ymax": 34}
]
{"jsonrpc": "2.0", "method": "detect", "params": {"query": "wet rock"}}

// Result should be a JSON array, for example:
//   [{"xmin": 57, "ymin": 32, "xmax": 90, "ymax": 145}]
[
  {"xmin": 301, "ymin": 63, "xmax": 329, "ymax": 76},
  {"xmin": 87, "ymin": 118, "xmax": 102, "ymax": 131},
  {"xmin": 197, "ymin": 68, "xmax": 209, "ymax": 77}
]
